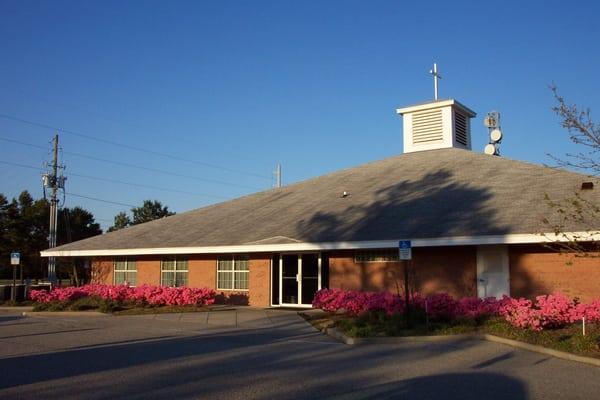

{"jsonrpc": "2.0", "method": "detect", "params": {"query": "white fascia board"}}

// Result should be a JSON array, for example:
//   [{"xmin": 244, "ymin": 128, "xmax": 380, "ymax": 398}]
[
  {"xmin": 396, "ymin": 99, "xmax": 476, "ymax": 117},
  {"xmin": 39, "ymin": 232, "xmax": 599, "ymax": 258},
  {"xmin": 396, "ymin": 99, "xmax": 454, "ymax": 115}
]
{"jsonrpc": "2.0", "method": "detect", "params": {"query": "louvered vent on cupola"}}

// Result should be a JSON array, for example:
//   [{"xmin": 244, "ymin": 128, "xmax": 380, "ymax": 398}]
[
  {"xmin": 396, "ymin": 99, "xmax": 476, "ymax": 153},
  {"xmin": 454, "ymin": 111, "xmax": 468, "ymax": 146},
  {"xmin": 412, "ymin": 108, "xmax": 443, "ymax": 145}
]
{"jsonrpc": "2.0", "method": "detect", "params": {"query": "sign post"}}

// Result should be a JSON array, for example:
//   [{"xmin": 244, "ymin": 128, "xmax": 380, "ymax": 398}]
[
  {"xmin": 399, "ymin": 241, "xmax": 412, "ymax": 326},
  {"xmin": 10, "ymin": 252, "xmax": 20, "ymax": 302}
]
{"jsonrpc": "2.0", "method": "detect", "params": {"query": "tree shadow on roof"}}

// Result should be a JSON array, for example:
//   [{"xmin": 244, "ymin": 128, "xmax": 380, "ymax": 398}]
[
  {"xmin": 296, "ymin": 169, "xmax": 550, "ymax": 296},
  {"xmin": 296, "ymin": 169, "xmax": 510, "ymax": 242}
]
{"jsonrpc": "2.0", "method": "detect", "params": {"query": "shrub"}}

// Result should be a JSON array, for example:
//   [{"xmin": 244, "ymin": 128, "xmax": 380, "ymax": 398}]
[
  {"xmin": 68, "ymin": 296, "xmax": 108, "ymax": 311},
  {"xmin": 29, "ymin": 284, "xmax": 217, "ymax": 309},
  {"xmin": 312, "ymin": 288, "xmax": 600, "ymax": 331}
]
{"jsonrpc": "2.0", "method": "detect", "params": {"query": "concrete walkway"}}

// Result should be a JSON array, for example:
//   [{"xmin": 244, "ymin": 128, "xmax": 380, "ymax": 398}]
[
  {"xmin": 120, "ymin": 307, "xmax": 305, "ymax": 329},
  {"xmin": 1, "ymin": 308, "xmax": 599, "ymax": 399}
]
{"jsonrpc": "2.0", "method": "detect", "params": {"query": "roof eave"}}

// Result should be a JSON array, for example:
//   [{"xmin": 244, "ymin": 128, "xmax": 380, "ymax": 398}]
[
  {"xmin": 396, "ymin": 99, "xmax": 477, "ymax": 117},
  {"xmin": 39, "ymin": 232, "xmax": 599, "ymax": 257}
]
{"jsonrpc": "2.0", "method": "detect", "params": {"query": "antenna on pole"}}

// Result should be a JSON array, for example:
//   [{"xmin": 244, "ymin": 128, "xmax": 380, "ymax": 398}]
[
  {"xmin": 429, "ymin": 63, "xmax": 442, "ymax": 100},
  {"xmin": 483, "ymin": 111, "xmax": 503, "ymax": 156}
]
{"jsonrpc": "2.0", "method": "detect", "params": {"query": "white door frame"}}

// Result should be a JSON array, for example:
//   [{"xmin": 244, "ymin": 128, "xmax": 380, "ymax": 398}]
[
  {"xmin": 277, "ymin": 252, "xmax": 321, "ymax": 307},
  {"xmin": 476, "ymin": 245, "xmax": 510, "ymax": 299}
]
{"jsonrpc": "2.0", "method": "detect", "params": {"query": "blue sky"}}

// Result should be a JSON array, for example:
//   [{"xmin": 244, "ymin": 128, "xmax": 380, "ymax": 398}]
[{"xmin": 1, "ymin": 1, "xmax": 599, "ymax": 229}]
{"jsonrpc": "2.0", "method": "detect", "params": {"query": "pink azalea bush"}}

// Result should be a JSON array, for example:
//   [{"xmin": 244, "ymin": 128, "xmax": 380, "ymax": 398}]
[
  {"xmin": 312, "ymin": 288, "xmax": 500, "ymax": 319},
  {"xmin": 498, "ymin": 293, "xmax": 600, "ymax": 331},
  {"xmin": 29, "ymin": 284, "xmax": 216, "ymax": 307},
  {"xmin": 312, "ymin": 288, "xmax": 600, "ymax": 331},
  {"xmin": 311, "ymin": 288, "xmax": 404, "ymax": 315}
]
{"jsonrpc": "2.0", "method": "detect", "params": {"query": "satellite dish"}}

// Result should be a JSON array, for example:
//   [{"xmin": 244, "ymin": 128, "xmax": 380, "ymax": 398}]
[
  {"xmin": 490, "ymin": 129, "xmax": 502, "ymax": 142},
  {"xmin": 484, "ymin": 144, "xmax": 496, "ymax": 155},
  {"xmin": 483, "ymin": 115, "xmax": 496, "ymax": 128}
]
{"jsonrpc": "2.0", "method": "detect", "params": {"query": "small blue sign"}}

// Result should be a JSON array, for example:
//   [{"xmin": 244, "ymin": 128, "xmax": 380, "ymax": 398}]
[
  {"xmin": 398, "ymin": 240, "xmax": 412, "ymax": 260},
  {"xmin": 10, "ymin": 252, "xmax": 20, "ymax": 265}
]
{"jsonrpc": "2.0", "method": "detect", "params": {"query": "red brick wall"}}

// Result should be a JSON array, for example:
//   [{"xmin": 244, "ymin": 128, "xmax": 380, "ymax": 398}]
[
  {"xmin": 248, "ymin": 254, "xmax": 271, "ymax": 307},
  {"xmin": 329, "ymin": 247, "xmax": 477, "ymax": 298},
  {"xmin": 188, "ymin": 255, "xmax": 216, "ymax": 288},
  {"xmin": 89, "ymin": 245, "xmax": 600, "ymax": 305},
  {"xmin": 510, "ymin": 245, "xmax": 600, "ymax": 301},
  {"xmin": 137, "ymin": 257, "xmax": 160, "ymax": 285},
  {"xmin": 91, "ymin": 257, "xmax": 113, "ymax": 284},
  {"xmin": 91, "ymin": 254, "xmax": 271, "ymax": 307}
]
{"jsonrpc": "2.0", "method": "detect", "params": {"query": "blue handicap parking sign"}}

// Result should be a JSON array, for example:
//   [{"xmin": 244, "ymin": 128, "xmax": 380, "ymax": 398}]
[
  {"xmin": 10, "ymin": 252, "xmax": 20, "ymax": 265},
  {"xmin": 398, "ymin": 240, "xmax": 412, "ymax": 260}
]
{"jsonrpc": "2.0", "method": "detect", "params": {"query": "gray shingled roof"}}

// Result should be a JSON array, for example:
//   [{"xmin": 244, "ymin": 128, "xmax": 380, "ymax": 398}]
[{"xmin": 49, "ymin": 148, "xmax": 599, "ymax": 252}]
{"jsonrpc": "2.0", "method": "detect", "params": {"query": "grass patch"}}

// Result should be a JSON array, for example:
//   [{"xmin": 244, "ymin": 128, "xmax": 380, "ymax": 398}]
[
  {"xmin": 0, "ymin": 300, "xmax": 34, "ymax": 307},
  {"xmin": 302, "ymin": 311, "xmax": 600, "ymax": 359},
  {"xmin": 32, "ymin": 296, "xmax": 118, "ymax": 312},
  {"xmin": 482, "ymin": 317, "xmax": 600, "ymax": 358},
  {"xmin": 335, "ymin": 311, "xmax": 480, "ymax": 337}
]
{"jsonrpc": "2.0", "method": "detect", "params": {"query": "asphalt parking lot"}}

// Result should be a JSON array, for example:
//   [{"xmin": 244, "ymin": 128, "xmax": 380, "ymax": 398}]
[{"xmin": 0, "ymin": 308, "xmax": 599, "ymax": 400}]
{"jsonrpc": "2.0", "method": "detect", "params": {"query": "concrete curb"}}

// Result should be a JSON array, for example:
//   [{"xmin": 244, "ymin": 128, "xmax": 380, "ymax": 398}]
[
  {"xmin": 480, "ymin": 333, "xmax": 600, "ymax": 367},
  {"xmin": 321, "ymin": 327, "xmax": 600, "ymax": 367},
  {"xmin": 325, "ymin": 328, "xmax": 478, "ymax": 345},
  {"xmin": 0, "ymin": 306, "xmax": 34, "ymax": 312},
  {"xmin": 22, "ymin": 311, "xmax": 109, "ymax": 317}
]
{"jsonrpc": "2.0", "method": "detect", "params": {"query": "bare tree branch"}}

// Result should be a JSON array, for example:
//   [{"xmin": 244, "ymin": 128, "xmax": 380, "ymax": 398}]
[
  {"xmin": 549, "ymin": 84, "xmax": 600, "ymax": 175},
  {"xmin": 543, "ymin": 86, "xmax": 600, "ymax": 257}
]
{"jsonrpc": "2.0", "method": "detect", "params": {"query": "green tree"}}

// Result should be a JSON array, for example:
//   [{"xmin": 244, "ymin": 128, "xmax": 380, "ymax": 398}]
[
  {"xmin": 0, "ymin": 191, "xmax": 102, "ymax": 281},
  {"xmin": 132, "ymin": 200, "xmax": 175, "ymax": 224},
  {"xmin": 108, "ymin": 211, "xmax": 131, "ymax": 232},
  {"xmin": 58, "ymin": 207, "xmax": 102, "ymax": 285},
  {"xmin": 108, "ymin": 200, "xmax": 175, "ymax": 231},
  {"xmin": 1, "ymin": 192, "xmax": 49, "ymax": 280},
  {"xmin": 59, "ymin": 207, "xmax": 102, "ymax": 244}
]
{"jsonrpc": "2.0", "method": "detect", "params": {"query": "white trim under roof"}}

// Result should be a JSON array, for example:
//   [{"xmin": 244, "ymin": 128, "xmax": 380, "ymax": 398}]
[
  {"xmin": 396, "ymin": 99, "xmax": 477, "ymax": 117},
  {"xmin": 40, "ymin": 232, "xmax": 599, "ymax": 257}
]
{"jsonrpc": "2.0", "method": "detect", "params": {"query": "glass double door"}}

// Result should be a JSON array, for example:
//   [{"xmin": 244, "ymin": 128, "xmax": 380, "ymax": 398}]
[{"xmin": 280, "ymin": 253, "xmax": 321, "ymax": 306}]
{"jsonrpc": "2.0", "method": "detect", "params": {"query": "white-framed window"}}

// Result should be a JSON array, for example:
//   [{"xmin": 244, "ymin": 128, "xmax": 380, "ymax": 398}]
[
  {"xmin": 355, "ymin": 249, "xmax": 399, "ymax": 263},
  {"xmin": 161, "ymin": 257, "xmax": 188, "ymax": 287},
  {"xmin": 114, "ymin": 259, "xmax": 137, "ymax": 285},
  {"xmin": 217, "ymin": 255, "xmax": 249, "ymax": 290}
]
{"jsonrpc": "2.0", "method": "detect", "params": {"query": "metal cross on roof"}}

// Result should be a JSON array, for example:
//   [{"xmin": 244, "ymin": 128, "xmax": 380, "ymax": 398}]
[{"xmin": 429, "ymin": 63, "xmax": 442, "ymax": 100}]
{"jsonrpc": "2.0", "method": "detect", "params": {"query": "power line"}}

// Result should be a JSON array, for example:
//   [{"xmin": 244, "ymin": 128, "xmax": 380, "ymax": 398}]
[
  {"xmin": 0, "ymin": 159, "xmax": 230, "ymax": 200},
  {"xmin": 0, "ymin": 161, "xmax": 168, "ymax": 219},
  {"xmin": 0, "ymin": 160, "xmax": 135, "ymax": 208},
  {"xmin": 65, "ymin": 192, "xmax": 137, "ymax": 208},
  {"xmin": 0, "ymin": 84, "xmax": 268, "ymax": 165},
  {"xmin": 70, "ymin": 172, "xmax": 228, "ymax": 200},
  {"xmin": 0, "ymin": 160, "xmax": 43, "ymax": 172},
  {"xmin": 0, "ymin": 136, "xmax": 263, "ymax": 190},
  {"xmin": 0, "ymin": 113, "xmax": 273, "ymax": 180}
]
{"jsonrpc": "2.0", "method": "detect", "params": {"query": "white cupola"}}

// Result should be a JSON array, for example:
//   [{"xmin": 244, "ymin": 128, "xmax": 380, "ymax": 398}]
[
  {"xmin": 396, "ymin": 63, "xmax": 477, "ymax": 153},
  {"xmin": 396, "ymin": 99, "xmax": 477, "ymax": 153}
]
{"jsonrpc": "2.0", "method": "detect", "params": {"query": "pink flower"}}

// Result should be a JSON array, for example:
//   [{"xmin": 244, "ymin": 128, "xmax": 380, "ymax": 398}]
[
  {"xmin": 312, "ymin": 288, "xmax": 600, "ymax": 331},
  {"xmin": 29, "ymin": 284, "xmax": 216, "ymax": 306}
]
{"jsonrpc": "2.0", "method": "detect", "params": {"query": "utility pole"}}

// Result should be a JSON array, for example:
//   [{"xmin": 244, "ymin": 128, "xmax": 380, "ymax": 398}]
[
  {"xmin": 43, "ymin": 133, "xmax": 65, "ymax": 284},
  {"xmin": 275, "ymin": 163, "xmax": 282, "ymax": 188}
]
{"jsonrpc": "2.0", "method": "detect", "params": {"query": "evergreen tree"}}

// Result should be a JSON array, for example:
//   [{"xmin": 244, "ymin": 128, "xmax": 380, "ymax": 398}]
[
  {"xmin": 108, "ymin": 200, "xmax": 175, "ymax": 231},
  {"xmin": 0, "ymin": 191, "xmax": 102, "ymax": 280},
  {"xmin": 108, "ymin": 212, "xmax": 132, "ymax": 232}
]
